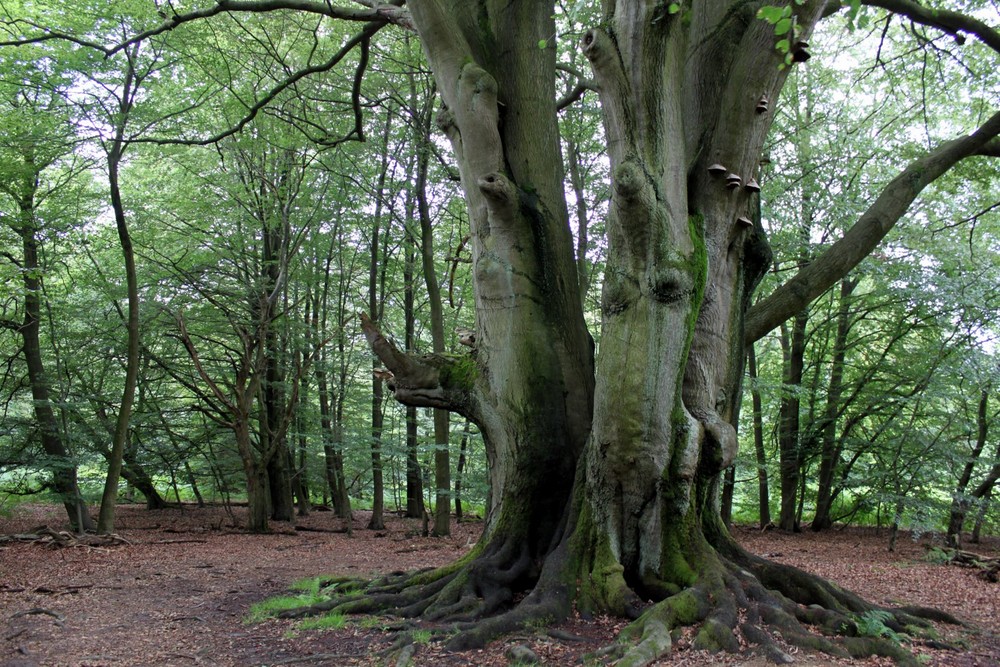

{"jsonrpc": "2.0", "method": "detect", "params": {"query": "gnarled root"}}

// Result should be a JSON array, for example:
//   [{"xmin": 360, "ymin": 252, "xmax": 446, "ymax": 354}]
[
  {"xmin": 274, "ymin": 533, "xmax": 569, "ymax": 651},
  {"xmin": 604, "ymin": 544, "xmax": 961, "ymax": 667}
]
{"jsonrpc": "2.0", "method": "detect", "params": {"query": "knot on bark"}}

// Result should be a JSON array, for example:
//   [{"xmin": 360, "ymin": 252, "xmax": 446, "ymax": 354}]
[
  {"xmin": 614, "ymin": 161, "xmax": 646, "ymax": 201},
  {"xmin": 460, "ymin": 62, "xmax": 498, "ymax": 103},
  {"xmin": 478, "ymin": 172, "xmax": 518, "ymax": 217},
  {"xmin": 601, "ymin": 273, "xmax": 639, "ymax": 317},
  {"xmin": 436, "ymin": 107, "xmax": 457, "ymax": 134},
  {"xmin": 647, "ymin": 267, "xmax": 693, "ymax": 305},
  {"xmin": 690, "ymin": 407, "xmax": 738, "ymax": 475},
  {"xmin": 581, "ymin": 28, "xmax": 615, "ymax": 72}
]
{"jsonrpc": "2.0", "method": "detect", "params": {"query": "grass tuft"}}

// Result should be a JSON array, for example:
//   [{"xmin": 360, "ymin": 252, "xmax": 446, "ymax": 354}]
[
  {"xmin": 299, "ymin": 613, "xmax": 348, "ymax": 630},
  {"xmin": 246, "ymin": 593, "xmax": 326, "ymax": 623}
]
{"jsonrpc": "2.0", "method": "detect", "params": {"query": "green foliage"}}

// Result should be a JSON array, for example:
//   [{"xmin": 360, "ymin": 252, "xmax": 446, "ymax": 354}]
[
  {"xmin": 298, "ymin": 613, "xmax": 348, "ymax": 631},
  {"xmin": 410, "ymin": 628, "xmax": 433, "ymax": 644},
  {"xmin": 854, "ymin": 610, "xmax": 904, "ymax": 644},
  {"xmin": 923, "ymin": 547, "xmax": 953, "ymax": 565},
  {"xmin": 246, "ymin": 593, "xmax": 326, "ymax": 623}
]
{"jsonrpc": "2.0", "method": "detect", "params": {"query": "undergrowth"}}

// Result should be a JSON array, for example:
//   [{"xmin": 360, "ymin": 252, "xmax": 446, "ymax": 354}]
[
  {"xmin": 855, "ymin": 609, "xmax": 905, "ymax": 644},
  {"xmin": 246, "ymin": 593, "xmax": 327, "ymax": 623}
]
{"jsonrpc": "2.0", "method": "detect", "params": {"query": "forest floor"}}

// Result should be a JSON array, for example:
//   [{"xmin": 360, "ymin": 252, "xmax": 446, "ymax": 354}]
[{"xmin": 1, "ymin": 504, "xmax": 998, "ymax": 667}]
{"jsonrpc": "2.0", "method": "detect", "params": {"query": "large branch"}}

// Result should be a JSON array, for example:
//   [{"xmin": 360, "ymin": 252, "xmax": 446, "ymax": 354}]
[
  {"xmin": 359, "ymin": 312, "xmax": 477, "ymax": 417},
  {"xmin": 108, "ymin": 0, "xmax": 411, "ymax": 54},
  {"xmin": 745, "ymin": 109, "xmax": 1000, "ymax": 344},
  {"xmin": 858, "ymin": 0, "xmax": 1000, "ymax": 54}
]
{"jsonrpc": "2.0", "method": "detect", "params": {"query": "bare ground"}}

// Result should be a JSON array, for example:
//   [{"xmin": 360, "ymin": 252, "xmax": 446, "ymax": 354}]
[{"xmin": 1, "ymin": 504, "xmax": 997, "ymax": 667}]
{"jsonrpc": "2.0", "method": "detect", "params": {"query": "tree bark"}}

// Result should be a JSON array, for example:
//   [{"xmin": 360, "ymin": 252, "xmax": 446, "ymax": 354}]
[
  {"xmin": 747, "ymin": 345, "xmax": 771, "ymax": 529},
  {"xmin": 0, "ymin": 102, "xmax": 95, "ymax": 532},
  {"xmin": 777, "ymin": 312, "xmax": 807, "ymax": 532},
  {"xmin": 10, "ymin": 183, "xmax": 93, "ymax": 532},
  {"xmin": 95, "ymin": 45, "xmax": 143, "ymax": 534},
  {"xmin": 366, "ymin": 110, "xmax": 394, "ymax": 531},
  {"xmin": 946, "ymin": 389, "xmax": 991, "ymax": 547},
  {"xmin": 403, "ymin": 218, "xmax": 424, "ymax": 519},
  {"xmin": 413, "ymin": 92, "xmax": 452, "ymax": 538},
  {"xmin": 316, "ymin": 0, "xmax": 999, "ymax": 661}
]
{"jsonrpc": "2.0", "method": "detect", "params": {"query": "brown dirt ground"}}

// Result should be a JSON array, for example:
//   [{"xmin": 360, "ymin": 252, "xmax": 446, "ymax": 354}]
[{"xmin": 1, "ymin": 504, "xmax": 997, "ymax": 667}]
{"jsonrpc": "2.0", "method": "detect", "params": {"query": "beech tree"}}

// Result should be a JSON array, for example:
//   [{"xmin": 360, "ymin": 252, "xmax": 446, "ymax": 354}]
[
  {"xmin": 350, "ymin": 1, "xmax": 998, "ymax": 660},
  {"xmin": 4, "ymin": 0, "xmax": 998, "ymax": 662},
  {"xmin": 0, "ymin": 67, "xmax": 95, "ymax": 532}
]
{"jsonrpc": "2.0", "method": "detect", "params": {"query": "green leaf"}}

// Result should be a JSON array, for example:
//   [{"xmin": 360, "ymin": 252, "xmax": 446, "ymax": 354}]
[
  {"xmin": 668, "ymin": 2, "xmax": 681, "ymax": 14},
  {"xmin": 776, "ymin": 38, "xmax": 790, "ymax": 54},
  {"xmin": 775, "ymin": 18, "xmax": 792, "ymax": 35},
  {"xmin": 537, "ymin": 39, "xmax": 547, "ymax": 49},
  {"xmin": 756, "ymin": 6, "xmax": 784, "ymax": 23}
]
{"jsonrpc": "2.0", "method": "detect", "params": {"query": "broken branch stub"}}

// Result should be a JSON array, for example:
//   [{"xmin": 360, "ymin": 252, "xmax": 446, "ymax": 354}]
[{"xmin": 360, "ymin": 313, "xmax": 478, "ymax": 416}]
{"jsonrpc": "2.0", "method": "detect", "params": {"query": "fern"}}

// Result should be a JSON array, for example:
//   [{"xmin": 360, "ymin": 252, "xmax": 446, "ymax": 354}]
[{"xmin": 855, "ymin": 610, "xmax": 904, "ymax": 644}]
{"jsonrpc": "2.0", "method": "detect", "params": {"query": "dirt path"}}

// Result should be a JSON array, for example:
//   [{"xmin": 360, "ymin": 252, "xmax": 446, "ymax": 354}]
[{"xmin": 2, "ymin": 505, "xmax": 997, "ymax": 666}]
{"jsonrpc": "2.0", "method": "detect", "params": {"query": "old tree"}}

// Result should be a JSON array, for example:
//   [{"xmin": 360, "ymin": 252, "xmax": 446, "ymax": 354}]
[
  {"xmin": 335, "ymin": 0, "xmax": 997, "ymax": 661},
  {"xmin": 350, "ymin": 0, "xmax": 999, "ymax": 662},
  {"xmin": 8, "ymin": 0, "xmax": 998, "ymax": 663}
]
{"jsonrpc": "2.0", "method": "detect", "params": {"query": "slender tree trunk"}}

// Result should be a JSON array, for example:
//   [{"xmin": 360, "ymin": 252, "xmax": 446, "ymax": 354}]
[
  {"xmin": 184, "ymin": 461, "xmax": 205, "ymax": 508},
  {"xmin": 747, "ymin": 345, "xmax": 771, "ymax": 528},
  {"xmin": 318, "ymin": 364, "xmax": 350, "ymax": 517},
  {"xmin": 720, "ymin": 466, "xmax": 736, "ymax": 528},
  {"xmin": 246, "ymin": 463, "xmax": 271, "ymax": 534},
  {"xmin": 402, "ymin": 209, "xmax": 424, "ymax": 519},
  {"xmin": 567, "ymin": 138, "xmax": 592, "ymax": 305},
  {"xmin": 813, "ymin": 278, "xmax": 857, "ymax": 531},
  {"xmin": 98, "ymin": 50, "xmax": 142, "ymax": 534},
  {"xmin": 16, "ymin": 210, "xmax": 93, "ymax": 532},
  {"xmin": 454, "ymin": 419, "xmax": 471, "ymax": 520},
  {"xmin": 366, "ymin": 111, "xmax": 394, "ymax": 531},
  {"xmin": 777, "ymin": 310, "xmax": 807, "ymax": 532},
  {"xmin": 946, "ymin": 389, "xmax": 990, "ymax": 547},
  {"xmin": 404, "ymin": 67, "xmax": 453, "ymax": 537},
  {"xmin": 971, "ymin": 493, "xmax": 990, "ymax": 544}
]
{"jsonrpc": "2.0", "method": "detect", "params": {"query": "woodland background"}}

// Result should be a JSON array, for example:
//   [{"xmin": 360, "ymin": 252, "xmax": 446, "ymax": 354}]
[{"xmin": 0, "ymin": 1, "xmax": 997, "ymax": 549}]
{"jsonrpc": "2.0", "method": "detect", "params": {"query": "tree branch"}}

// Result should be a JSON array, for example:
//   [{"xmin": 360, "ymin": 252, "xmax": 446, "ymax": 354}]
[
  {"xmin": 555, "ymin": 63, "xmax": 597, "ymax": 111},
  {"xmin": 107, "ymin": 0, "xmax": 408, "ymax": 55},
  {"xmin": 857, "ymin": 0, "xmax": 1000, "ymax": 54},
  {"xmin": 359, "ymin": 312, "xmax": 477, "ymax": 417},
  {"xmin": 136, "ymin": 22, "xmax": 382, "ymax": 146},
  {"xmin": 977, "ymin": 138, "xmax": 1000, "ymax": 158},
  {"xmin": 745, "ymin": 109, "xmax": 1000, "ymax": 344},
  {"xmin": 581, "ymin": 28, "xmax": 634, "ymax": 154}
]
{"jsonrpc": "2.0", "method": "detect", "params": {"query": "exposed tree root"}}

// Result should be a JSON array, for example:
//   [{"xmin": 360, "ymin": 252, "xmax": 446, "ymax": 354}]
[
  {"xmin": 604, "ymin": 553, "xmax": 947, "ymax": 667},
  {"xmin": 271, "ymin": 524, "xmax": 964, "ymax": 665},
  {"xmin": 275, "ymin": 533, "xmax": 571, "ymax": 651}
]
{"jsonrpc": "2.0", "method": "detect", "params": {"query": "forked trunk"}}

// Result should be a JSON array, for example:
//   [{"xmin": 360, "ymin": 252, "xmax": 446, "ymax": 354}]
[{"xmin": 350, "ymin": 0, "xmax": 1000, "ymax": 660}]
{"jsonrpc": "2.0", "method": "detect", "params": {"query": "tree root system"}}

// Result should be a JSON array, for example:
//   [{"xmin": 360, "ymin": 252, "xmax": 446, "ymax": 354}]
[{"xmin": 272, "ymin": 530, "xmax": 966, "ymax": 665}]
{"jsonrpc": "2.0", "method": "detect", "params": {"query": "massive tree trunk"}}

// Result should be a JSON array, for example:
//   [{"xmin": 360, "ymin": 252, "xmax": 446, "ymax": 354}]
[
  {"xmin": 283, "ymin": 0, "xmax": 1000, "ymax": 661},
  {"xmin": 360, "ymin": 0, "xmax": 594, "ymax": 605}
]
